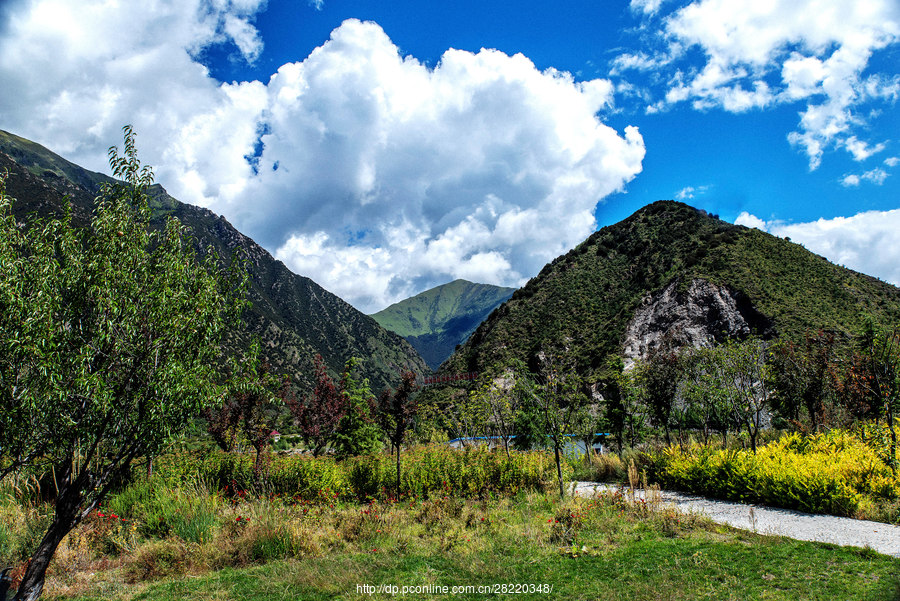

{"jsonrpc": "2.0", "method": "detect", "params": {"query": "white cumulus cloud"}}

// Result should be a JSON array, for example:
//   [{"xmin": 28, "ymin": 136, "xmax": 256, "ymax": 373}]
[
  {"xmin": 246, "ymin": 20, "xmax": 645, "ymax": 311},
  {"xmin": 621, "ymin": 0, "xmax": 900, "ymax": 169},
  {"xmin": 0, "ymin": 6, "xmax": 644, "ymax": 312},
  {"xmin": 735, "ymin": 210, "xmax": 900, "ymax": 286}
]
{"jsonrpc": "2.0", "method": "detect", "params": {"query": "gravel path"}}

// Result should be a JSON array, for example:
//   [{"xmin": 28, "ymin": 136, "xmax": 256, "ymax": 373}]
[{"xmin": 573, "ymin": 481, "xmax": 900, "ymax": 558}]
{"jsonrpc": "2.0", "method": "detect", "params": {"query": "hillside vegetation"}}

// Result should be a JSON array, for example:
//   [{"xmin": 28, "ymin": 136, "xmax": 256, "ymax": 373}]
[
  {"xmin": 0, "ymin": 129, "xmax": 427, "ymax": 392},
  {"xmin": 371, "ymin": 279, "xmax": 515, "ymax": 370},
  {"xmin": 443, "ymin": 201, "xmax": 900, "ymax": 380}
]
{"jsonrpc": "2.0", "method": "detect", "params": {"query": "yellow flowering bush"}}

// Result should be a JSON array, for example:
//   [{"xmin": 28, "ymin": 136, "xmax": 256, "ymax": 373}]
[{"xmin": 649, "ymin": 429, "xmax": 898, "ymax": 517}]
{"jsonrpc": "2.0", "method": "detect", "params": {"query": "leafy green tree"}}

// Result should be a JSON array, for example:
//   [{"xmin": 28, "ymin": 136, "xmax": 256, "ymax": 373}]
[
  {"xmin": 331, "ymin": 358, "xmax": 382, "ymax": 458},
  {"xmin": 470, "ymin": 369, "xmax": 521, "ymax": 458},
  {"xmin": 610, "ymin": 361, "xmax": 647, "ymax": 451},
  {"xmin": 632, "ymin": 349, "xmax": 681, "ymax": 445},
  {"xmin": 226, "ymin": 343, "xmax": 285, "ymax": 485},
  {"xmin": 697, "ymin": 339, "xmax": 771, "ymax": 453},
  {"xmin": 848, "ymin": 319, "xmax": 900, "ymax": 471},
  {"xmin": 377, "ymin": 370, "xmax": 418, "ymax": 498},
  {"xmin": 768, "ymin": 332, "xmax": 839, "ymax": 432},
  {"xmin": 447, "ymin": 386, "xmax": 489, "ymax": 448},
  {"xmin": 0, "ymin": 127, "xmax": 247, "ymax": 600},
  {"xmin": 571, "ymin": 395, "xmax": 601, "ymax": 467},
  {"xmin": 517, "ymin": 352, "xmax": 589, "ymax": 497},
  {"xmin": 205, "ymin": 343, "xmax": 285, "ymax": 482},
  {"xmin": 678, "ymin": 347, "xmax": 732, "ymax": 445}
]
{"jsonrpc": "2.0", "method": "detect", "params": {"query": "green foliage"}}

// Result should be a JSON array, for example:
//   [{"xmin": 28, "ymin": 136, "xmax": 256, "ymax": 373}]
[
  {"xmin": 106, "ymin": 477, "xmax": 219, "ymax": 543},
  {"xmin": 514, "ymin": 354, "xmax": 591, "ymax": 497},
  {"xmin": 468, "ymin": 370, "xmax": 520, "ymax": 457},
  {"xmin": 371, "ymin": 279, "xmax": 516, "ymax": 370},
  {"xmin": 0, "ymin": 128, "xmax": 428, "ymax": 399},
  {"xmin": 852, "ymin": 320, "xmax": 900, "ymax": 471},
  {"xmin": 150, "ymin": 445, "xmax": 563, "ymax": 502},
  {"xmin": 767, "ymin": 332, "xmax": 840, "ymax": 432},
  {"xmin": 442, "ymin": 201, "xmax": 900, "ymax": 385},
  {"xmin": 0, "ymin": 129, "xmax": 247, "ymax": 484},
  {"xmin": 0, "ymin": 127, "xmax": 251, "ymax": 598},
  {"xmin": 331, "ymin": 359, "xmax": 383, "ymax": 459}
]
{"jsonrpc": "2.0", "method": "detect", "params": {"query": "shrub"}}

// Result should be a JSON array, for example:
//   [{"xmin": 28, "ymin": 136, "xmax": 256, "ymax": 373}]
[
  {"xmin": 648, "ymin": 429, "xmax": 898, "ymax": 517},
  {"xmin": 106, "ymin": 477, "xmax": 219, "ymax": 543}
]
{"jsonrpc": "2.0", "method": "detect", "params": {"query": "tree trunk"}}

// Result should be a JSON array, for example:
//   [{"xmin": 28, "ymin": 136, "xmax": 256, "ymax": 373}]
[
  {"xmin": 13, "ymin": 491, "xmax": 81, "ymax": 601},
  {"xmin": 554, "ymin": 442, "xmax": 564, "ymax": 498},
  {"xmin": 254, "ymin": 446, "xmax": 263, "ymax": 487},
  {"xmin": 395, "ymin": 444, "xmax": 402, "ymax": 500},
  {"xmin": 887, "ymin": 397, "xmax": 897, "ymax": 474}
]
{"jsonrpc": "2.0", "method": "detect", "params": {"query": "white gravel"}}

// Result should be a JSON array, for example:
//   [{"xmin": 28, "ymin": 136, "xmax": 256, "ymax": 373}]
[{"xmin": 573, "ymin": 481, "xmax": 900, "ymax": 558}]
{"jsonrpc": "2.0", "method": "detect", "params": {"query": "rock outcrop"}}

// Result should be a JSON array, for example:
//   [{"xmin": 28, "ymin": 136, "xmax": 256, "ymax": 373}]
[{"xmin": 622, "ymin": 278, "xmax": 774, "ymax": 368}]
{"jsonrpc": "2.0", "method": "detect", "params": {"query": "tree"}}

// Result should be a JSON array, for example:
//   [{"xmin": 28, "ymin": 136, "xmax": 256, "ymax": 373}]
[
  {"xmin": 768, "ymin": 332, "xmax": 839, "ymax": 432},
  {"xmin": 225, "ymin": 343, "xmax": 285, "ymax": 485},
  {"xmin": 633, "ymin": 349, "xmax": 681, "ymax": 445},
  {"xmin": 331, "ymin": 358, "xmax": 382, "ymax": 458},
  {"xmin": 470, "ymin": 370, "xmax": 520, "ymax": 458},
  {"xmin": 0, "ymin": 127, "xmax": 247, "ymax": 600},
  {"xmin": 205, "ymin": 343, "xmax": 285, "ymax": 466},
  {"xmin": 847, "ymin": 319, "xmax": 900, "ymax": 472},
  {"xmin": 517, "ymin": 352, "xmax": 588, "ymax": 497},
  {"xmin": 608, "ymin": 360, "xmax": 647, "ymax": 451},
  {"xmin": 205, "ymin": 397, "xmax": 241, "ymax": 453},
  {"xmin": 702, "ymin": 339, "xmax": 771, "ymax": 453},
  {"xmin": 678, "ymin": 347, "xmax": 732, "ymax": 445},
  {"xmin": 286, "ymin": 354, "xmax": 347, "ymax": 457},
  {"xmin": 377, "ymin": 370, "xmax": 418, "ymax": 498}
]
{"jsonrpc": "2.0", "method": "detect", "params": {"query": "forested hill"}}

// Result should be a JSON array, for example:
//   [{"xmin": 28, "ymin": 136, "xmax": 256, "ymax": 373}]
[
  {"xmin": 0, "ymin": 129, "xmax": 428, "ymax": 393},
  {"xmin": 441, "ymin": 200, "xmax": 900, "ymax": 380},
  {"xmin": 371, "ymin": 279, "xmax": 516, "ymax": 370}
]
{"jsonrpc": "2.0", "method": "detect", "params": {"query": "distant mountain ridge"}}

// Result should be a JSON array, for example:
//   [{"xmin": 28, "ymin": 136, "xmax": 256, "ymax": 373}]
[
  {"xmin": 371, "ymin": 279, "xmax": 516, "ymax": 370},
  {"xmin": 441, "ymin": 200, "xmax": 900, "ymax": 380},
  {"xmin": 0, "ymin": 129, "xmax": 428, "ymax": 393}
]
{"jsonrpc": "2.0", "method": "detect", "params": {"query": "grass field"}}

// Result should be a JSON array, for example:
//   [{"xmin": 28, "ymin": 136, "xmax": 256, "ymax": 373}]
[{"xmin": 26, "ymin": 488, "xmax": 900, "ymax": 601}]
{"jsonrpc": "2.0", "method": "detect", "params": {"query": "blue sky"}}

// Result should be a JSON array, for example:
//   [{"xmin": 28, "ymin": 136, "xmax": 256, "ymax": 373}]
[{"xmin": 1, "ymin": 0, "xmax": 898, "ymax": 311}]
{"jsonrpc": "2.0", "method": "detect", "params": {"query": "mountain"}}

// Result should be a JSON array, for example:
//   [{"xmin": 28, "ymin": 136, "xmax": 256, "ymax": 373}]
[
  {"xmin": 370, "ymin": 279, "xmax": 516, "ymax": 370},
  {"xmin": 0, "ymin": 129, "xmax": 428, "ymax": 393},
  {"xmin": 441, "ymin": 200, "xmax": 900, "ymax": 380}
]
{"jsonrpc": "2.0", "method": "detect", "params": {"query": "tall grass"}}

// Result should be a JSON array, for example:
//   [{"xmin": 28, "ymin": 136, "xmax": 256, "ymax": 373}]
[{"xmin": 151, "ymin": 444, "xmax": 563, "ymax": 501}]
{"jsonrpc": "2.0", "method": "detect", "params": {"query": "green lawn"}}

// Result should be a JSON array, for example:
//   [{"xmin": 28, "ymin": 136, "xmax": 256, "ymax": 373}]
[{"xmin": 43, "ymin": 491, "xmax": 900, "ymax": 601}]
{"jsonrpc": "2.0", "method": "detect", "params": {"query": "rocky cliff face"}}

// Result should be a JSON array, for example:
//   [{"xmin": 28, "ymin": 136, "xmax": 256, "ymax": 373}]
[{"xmin": 622, "ymin": 278, "xmax": 775, "ymax": 368}]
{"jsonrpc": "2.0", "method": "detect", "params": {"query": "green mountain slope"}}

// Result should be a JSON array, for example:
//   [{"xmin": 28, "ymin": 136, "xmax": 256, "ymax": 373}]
[
  {"xmin": 442, "ymin": 200, "xmax": 900, "ymax": 380},
  {"xmin": 371, "ymin": 279, "xmax": 516, "ymax": 370},
  {"xmin": 0, "ymin": 129, "xmax": 427, "ymax": 393}
]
